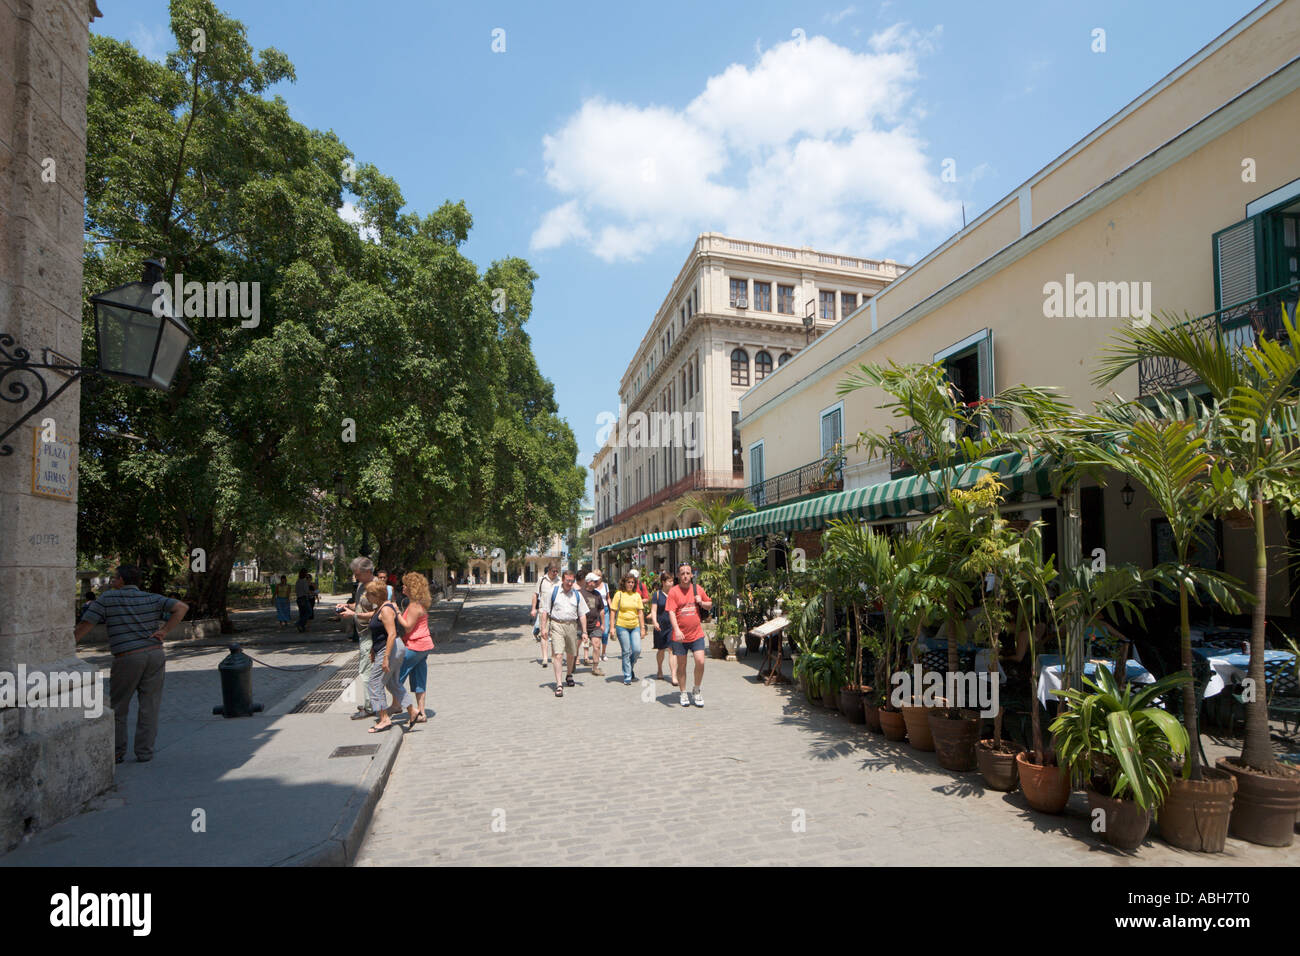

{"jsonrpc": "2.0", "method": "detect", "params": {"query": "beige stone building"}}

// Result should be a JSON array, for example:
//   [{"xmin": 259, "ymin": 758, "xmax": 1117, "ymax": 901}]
[
  {"xmin": 734, "ymin": 0, "xmax": 1300, "ymax": 622},
  {"xmin": 591, "ymin": 233, "xmax": 906, "ymax": 577}
]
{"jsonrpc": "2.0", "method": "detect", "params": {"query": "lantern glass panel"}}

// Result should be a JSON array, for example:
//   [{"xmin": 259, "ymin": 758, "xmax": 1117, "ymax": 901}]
[
  {"xmin": 150, "ymin": 316, "xmax": 189, "ymax": 388},
  {"xmin": 97, "ymin": 302, "xmax": 162, "ymax": 380}
]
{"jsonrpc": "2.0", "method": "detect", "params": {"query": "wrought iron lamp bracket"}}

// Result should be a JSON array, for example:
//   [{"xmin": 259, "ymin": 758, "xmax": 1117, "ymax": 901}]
[{"xmin": 0, "ymin": 334, "xmax": 88, "ymax": 456}]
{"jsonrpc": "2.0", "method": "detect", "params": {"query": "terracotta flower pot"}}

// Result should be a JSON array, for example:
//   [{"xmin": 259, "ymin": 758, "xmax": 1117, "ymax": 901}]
[
  {"xmin": 1086, "ymin": 789, "xmax": 1152, "ymax": 851},
  {"xmin": 1016, "ymin": 752, "xmax": 1071, "ymax": 814},
  {"xmin": 1159, "ymin": 767, "xmax": 1236, "ymax": 853},
  {"xmin": 823, "ymin": 686, "xmax": 842, "ymax": 710},
  {"xmin": 928, "ymin": 709, "xmax": 980, "ymax": 771},
  {"xmin": 862, "ymin": 692, "xmax": 882, "ymax": 732},
  {"xmin": 899, "ymin": 704, "xmax": 935, "ymax": 751},
  {"xmin": 879, "ymin": 708, "xmax": 907, "ymax": 741},
  {"xmin": 708, "ymin": 639, "xmax": 727, "ymax": 660},
  {"xmin": 1217, "ymin": 757, "xmax": 1300, "ymax": 847},
  {"xmin": 838, "ymin": 686, "xmax": 867, "ymax": 724},
  {"xmin": 976, "ymin": 740, "xmax": 1021, "ymax": 792}
]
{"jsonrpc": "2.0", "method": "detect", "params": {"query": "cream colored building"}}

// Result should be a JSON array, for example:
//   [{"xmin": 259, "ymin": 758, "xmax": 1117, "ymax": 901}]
[
  {"xmin": 735, "ymin": 0, "xmax": 1300, "ymax": 620},
  {"xmin": 591, "ymin": 233, "xmax": 906, "ymax": 576}
]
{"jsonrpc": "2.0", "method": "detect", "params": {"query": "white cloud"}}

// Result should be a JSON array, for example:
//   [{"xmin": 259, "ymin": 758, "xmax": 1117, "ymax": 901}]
[
  {"xmin": 129, "ymin": 23, "xmax": 171, "ymax": 62},
  {"xmin": 826, "ymin": 6, "xmax": 857, "ymax": 25},
  {"xmin": 338, "ymin": 202, "xmax": 380, "ymax": 243},
  {"xmin": 531, "ymin": 28, "xmax": 958, "ymax": 262}
]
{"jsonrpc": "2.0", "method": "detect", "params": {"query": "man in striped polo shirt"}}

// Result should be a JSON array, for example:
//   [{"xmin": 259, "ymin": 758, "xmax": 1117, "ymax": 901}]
[{"xmin": 74, "ymin": 565, "xmax": 189, "ymax": 764}]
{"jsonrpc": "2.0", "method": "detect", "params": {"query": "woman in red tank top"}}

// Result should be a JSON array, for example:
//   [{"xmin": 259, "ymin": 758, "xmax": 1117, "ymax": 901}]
[{"xmin": 397, "ymin": 572, "xmax": 436, "ymax": 725}]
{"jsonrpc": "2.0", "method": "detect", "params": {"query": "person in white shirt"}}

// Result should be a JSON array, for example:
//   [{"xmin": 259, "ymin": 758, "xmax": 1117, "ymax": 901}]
[
  {"xmin": 592, "ymin": 570, "xmax": 611, "ymax": 662},
  {"xmin": 539, "ymin": 570, "xmax": 589, "ymax": 697},
  {"xmin": 530, "ymin": 565, "xmax": 560, "ymax": 667}
]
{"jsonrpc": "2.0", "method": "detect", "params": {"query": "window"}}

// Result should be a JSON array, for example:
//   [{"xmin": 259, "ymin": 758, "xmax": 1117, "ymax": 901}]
[
  {"xmin": 688, "ymin": 356, "xmax": 694, "ymax": 397},
  {"xmin": 749, "ymin": 442, "xmax": 765, "ymax": 505},
  {"xmin": 777, "ymin": 284, "xmax": 795, "ymax": 315},
  {"xmin": 841, "ymin": 291, "xmax": 858, "ymax": 316},
  {"xmin": 693, "ymin": 287, "xmax": 698, "ymax": 314},
  {"xmin": 753, "ymin": 281, "xmax": 772, "ymax": 312},
  {"xmin": 680, "ymin": 306, "xmax": 686, "ymax": 328},
  {"xmin": 819, "ymin": 290, "xmax": 836, "ymax": 320},
  {"xmin": 686, "ymin": 296, "xmax": 692, "ymax": 319},
  {"xmin": 732, "ymin": 411, "xmax": 744, "ymax": 476},
  {"xmin": 820, "ymin": 403, "xmax": 843, "ymax": 461},
  {"xmin": 729, "ymin": 277, "xmax": 748, "ymax": 307},
  {"xmin": 778, "ymin": 352, "xmax": 793, "ymax": 366},
  {"xmin": 730, "ymin": 348, "xmax": 750, "ymax": 386},
  {"xmin": 754, "ymin": 350, "xmax": 773, "ymax": 381}
]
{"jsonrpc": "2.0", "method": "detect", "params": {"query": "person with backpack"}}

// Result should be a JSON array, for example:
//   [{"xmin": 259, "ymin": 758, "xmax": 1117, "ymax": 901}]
[
  {"xmin": 530, "ymin": 565, "xmax": 560, "ymax": 667},
  {"xmin": 364, "ymin": 579, "xmax": 418, "ymax": 733},
  {"xmin": 665, "ymin": 562, "xmax": 713, "ymax": 707},
  {"xmin": 539, "ymin": 570, "xmax": 589, "ymax": 697},
  {"xmin": 610, "ymin": 573, "xmax": 647, "ymax": 685},
  {"xmin": 649, "ymin": 570, "xmax": 676, "ymax": 684}
]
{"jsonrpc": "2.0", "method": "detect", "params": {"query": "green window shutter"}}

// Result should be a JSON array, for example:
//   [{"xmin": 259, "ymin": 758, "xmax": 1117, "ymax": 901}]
[{"xmin": 1213, "ymin": 217, "xmax": 1260, "ymax": 311}]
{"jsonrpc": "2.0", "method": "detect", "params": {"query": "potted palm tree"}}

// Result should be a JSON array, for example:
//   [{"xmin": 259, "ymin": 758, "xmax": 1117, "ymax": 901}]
[
  {"xmin": 1095, "ymin": 309, "xmax": 1300, "ymax": 847},
  {"xmin": 1078, "ymin": 400, "xmax": 1251, "ymax": 850},
  {"xmin": 1052, "ymin": 664, "xmax": 1192, "ymax": 851}
]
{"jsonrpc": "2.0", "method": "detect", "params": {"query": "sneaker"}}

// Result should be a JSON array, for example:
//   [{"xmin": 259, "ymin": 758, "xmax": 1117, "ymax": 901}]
[
  {"xmin": 692, "ymin": 689, "xmax": 704, "ymax": 708},
  {"xmin": 623, "ymin": 677, "xmax": 633, "ymax": 685},
  {"xmin": 680, "ymin": 690, "xmax": 690, "ymax": 707}
]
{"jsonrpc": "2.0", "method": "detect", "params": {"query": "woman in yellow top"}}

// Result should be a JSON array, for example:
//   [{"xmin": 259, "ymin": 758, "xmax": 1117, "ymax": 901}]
[
  {"xmin": 272, "ymin": 575, "xmax": 293, "ymax": 629},
  {"xmin": 610, "ymin": 573, "xmax": 647, "ymax": 686}
]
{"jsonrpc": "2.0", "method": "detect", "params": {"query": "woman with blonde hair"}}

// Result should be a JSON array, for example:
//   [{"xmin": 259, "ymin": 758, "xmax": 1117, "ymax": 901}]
[
  {"xmin": 365, "ymin": 579, "xmax": 418, "ymax": 733},
  {"xmin": 396, "ymin": 571, "xmax": 435, "ymax": 723}
]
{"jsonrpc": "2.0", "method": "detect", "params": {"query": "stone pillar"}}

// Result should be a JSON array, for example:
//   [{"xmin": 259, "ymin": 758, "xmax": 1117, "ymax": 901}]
[{"xmin": 0, "ymin": 0, "xmax": 109, "ymax": 853}]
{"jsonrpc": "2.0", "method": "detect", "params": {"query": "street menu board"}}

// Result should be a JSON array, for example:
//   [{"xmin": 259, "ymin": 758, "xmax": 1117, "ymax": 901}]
[{"xmin": 31, "ymin": 429, "xmax": 75, "ymax": 501}]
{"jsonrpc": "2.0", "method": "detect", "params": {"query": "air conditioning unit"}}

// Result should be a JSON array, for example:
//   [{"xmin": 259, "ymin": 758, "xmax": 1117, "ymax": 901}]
[{"xmin": 734, "ymin": 297, "xmax": 748, "ymax": 309}]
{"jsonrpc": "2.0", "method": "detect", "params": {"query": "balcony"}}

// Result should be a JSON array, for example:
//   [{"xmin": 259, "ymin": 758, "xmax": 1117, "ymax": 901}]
[
  {"xmin": 605, "ymin": 470, "xmax": 745, "ymax": 527},
  {"xmin": 888, "ymin": 402, "xmax": 1012, "ymax": 478},
  {"xmin": 746, "ymin": 456, "xmax": 843, "ymax": 509},
  {"xmin": 1138, "ymin": 282, "xmax": 1300, "ymax": 396}
]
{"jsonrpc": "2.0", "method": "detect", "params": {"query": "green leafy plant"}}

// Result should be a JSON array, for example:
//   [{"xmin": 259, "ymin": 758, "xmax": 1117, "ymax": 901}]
[{"xmin": 1050, "ymin": 664, "xmax": 1191, "ymax": 811}]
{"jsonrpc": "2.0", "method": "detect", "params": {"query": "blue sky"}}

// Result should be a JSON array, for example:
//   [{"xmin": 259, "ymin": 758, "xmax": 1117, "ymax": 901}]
[{"xmin": 96, "ymin": 0, "xmax": 1263, "ymax": 504}]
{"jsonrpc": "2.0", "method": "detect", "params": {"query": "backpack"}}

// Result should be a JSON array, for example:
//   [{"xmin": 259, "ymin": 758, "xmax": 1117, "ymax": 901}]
[
  {"xmin": 694, "ymin": 583, "xmax": 710, "ymax": 621},
  {"xmin": 550, "ymin": 585, "xmax": 582, "ymax": 617}
]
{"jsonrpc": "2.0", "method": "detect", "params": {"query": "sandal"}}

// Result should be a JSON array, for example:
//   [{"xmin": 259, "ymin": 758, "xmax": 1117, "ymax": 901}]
[
  {"xmin": 412, "ymin": 713, "xmax": 428, "ymax": 724},
  {"xmin": 555, "ymin": 686, "xmax": 564, "ymax": 697},
  {"xmin": 368, "ymin": 722, "xmax": 392, "ymax": 733}
]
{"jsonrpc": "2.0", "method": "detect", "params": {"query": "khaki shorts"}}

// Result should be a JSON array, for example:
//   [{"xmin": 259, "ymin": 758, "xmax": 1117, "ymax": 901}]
[{"xmin": 548, "ymin": 618, "xmax": 579, "ymax": 658}]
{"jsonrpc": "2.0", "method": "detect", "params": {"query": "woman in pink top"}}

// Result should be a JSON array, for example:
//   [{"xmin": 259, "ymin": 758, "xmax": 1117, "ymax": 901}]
[{"xmin": 397, "ymin": 572, "xmax": 436, "ymax": 725}]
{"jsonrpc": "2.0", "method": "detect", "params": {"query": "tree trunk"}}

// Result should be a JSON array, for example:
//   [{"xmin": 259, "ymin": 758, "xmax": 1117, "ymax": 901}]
[
  {"xmin": 185, "ymin": 525, "xmax": 238, "ymax": 632},
  {"xmin": 1241, "ymin": 491, "xmax": 1276, "ymax": 772},
  {"xmin": 1179, "ymin": 578, "xmax": 1201, "ymax": 780}
]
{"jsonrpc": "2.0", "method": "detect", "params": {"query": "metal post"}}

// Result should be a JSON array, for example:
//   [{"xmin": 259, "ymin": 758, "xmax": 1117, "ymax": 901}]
[{"xmin": 1059, "ymin": 483, "xmax": 1084, "ymax": 691}]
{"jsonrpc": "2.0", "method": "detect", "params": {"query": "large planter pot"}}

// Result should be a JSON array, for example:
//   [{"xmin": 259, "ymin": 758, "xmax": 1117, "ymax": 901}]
[
  {"xmin": 899, "ymin": 705, "xmax": 935, "ymax": 752},
  {"xmin": 879, "ymin": 708, "xmax": 907, "ymax": 741},
  {"xmin": 823, "ymin": 686, "xmax": 842, "ymax": 711},
  {"xmin": 708, "ymin": 639, "xmax": 727, "ymax": 660},
  {"xmin": 1216, "ymin": 757, "xmax": 1300, "ymax": 847},
  {"xmin": 1016, "ymin": 752, "xmax": 1071, "ymax": 814},
  {"xmin": 862, "ymin": 692, "xmax": 882, "ymax": 732},
  {"xmin": 976, "ymin": 741, "xmax": 1020, "ymax": 792},
  {"xmin": 1159, "ymin": 767, "xmax": 1236, "ymax": 853},
  {"xmin": 838, "ymin": 686, "xmax": 868, "ymax": 724},
  {"xmin": 1086, "ymin": 789, "xmax": 1152, "ymax": 851},
  {"xmin": 928, "ymin": 709, "xmax": 980, "ymax": 771}
]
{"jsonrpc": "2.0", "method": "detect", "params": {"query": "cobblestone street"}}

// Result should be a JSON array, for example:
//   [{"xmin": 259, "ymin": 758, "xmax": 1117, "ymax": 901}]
[{"xmin": 356, "ymin": 585, "xmax": 1300, "ymax": 866}]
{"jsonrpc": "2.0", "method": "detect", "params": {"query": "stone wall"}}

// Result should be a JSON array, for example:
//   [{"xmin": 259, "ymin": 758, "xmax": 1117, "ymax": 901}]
[{"xmin": 0, "ymin": 0, "xmax": 109, "ymax": 853}]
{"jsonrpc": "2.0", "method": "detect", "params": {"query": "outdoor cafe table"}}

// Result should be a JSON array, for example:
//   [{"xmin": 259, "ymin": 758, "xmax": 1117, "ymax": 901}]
[
  {"xmin": 1196, "ymin": 647, "xmax": 1296, "ymax": 698},
  {"xmin": 1036, "ymin": 654, "xmax": 1154, "ymax": 707}
]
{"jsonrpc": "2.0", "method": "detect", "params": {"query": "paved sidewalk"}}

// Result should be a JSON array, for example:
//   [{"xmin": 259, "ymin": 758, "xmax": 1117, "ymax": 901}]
[
  {"xmin": 356, "ymin": 585, "xmax": 1300, "ymax": 866},
  {"xmin": 1, "ymin": 591, "xmax": 464, "ymax": 866}
]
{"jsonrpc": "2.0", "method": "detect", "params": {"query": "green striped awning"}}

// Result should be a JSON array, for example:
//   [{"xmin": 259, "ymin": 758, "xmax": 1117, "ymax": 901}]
[
  {"xmin": 600, "ymin": 536, "xmax": 642, "ymax": 553},
  {"xmin": 640, "ymin": 527, "xmax": 704, "ymax": 544},
  {"xmin": 725, "ymin": 451, "xmax": 1055, "ymax": 538}
]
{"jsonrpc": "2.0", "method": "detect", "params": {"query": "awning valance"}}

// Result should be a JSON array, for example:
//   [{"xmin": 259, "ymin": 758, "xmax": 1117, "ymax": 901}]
[
  {"xmin": 725, "ymin": 451, "xmax": 1055, "ymax": 538},
  {"xmin": 640, "ymin": 527, "xmax": 704, "ymax": 544},
  {"xmin": 600, "ymin": 536, "xmax": 641, "ymax": 553}
]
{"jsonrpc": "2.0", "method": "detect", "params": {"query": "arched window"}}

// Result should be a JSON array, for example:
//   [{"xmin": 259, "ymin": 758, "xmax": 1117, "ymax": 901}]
[
  {"xmin": 730, "ymin": 348, "xmax": 750, "ymax": 386},
  {"xmin": 778, "ymin": 352, "xmax": 793, "ymax": 367},
  {"xmin": 754, "ymin": 350, "xmax": 773, "ymax": 381}
]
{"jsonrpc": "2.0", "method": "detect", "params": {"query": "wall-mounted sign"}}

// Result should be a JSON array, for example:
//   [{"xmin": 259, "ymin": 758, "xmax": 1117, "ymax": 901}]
[{"xmin": 32, "ymin": 430, "xmax": 75, "ymax": 501}]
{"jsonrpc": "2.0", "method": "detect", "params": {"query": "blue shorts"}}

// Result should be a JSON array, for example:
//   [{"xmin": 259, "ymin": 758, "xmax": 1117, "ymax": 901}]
[
  {"xmin": 589, "ymin": 627, "xmax": 608, "ymax": 645},
  {"xmin": 671, "ymin": 636, "xmax": 707, "ymax": 656}
]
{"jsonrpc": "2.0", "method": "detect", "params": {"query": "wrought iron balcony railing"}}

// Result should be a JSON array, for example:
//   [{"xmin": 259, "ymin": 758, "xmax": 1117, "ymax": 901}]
[
  {"xmin": 746, "ymin": 456, "xmax": 843, "ymax": 508},
  {"xmin": 888, "ymin": 402, "xmax": 1012, "ymax": 478},
  {"xmin": 1138, "ymin": 282, "xmax": 1300, "ymax": 396}
]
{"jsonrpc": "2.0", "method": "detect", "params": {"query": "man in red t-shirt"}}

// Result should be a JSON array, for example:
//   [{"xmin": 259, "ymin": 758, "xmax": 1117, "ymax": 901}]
[{"xmin": 664, "ymin": 562, "xmax": 712, "ymax": 708}]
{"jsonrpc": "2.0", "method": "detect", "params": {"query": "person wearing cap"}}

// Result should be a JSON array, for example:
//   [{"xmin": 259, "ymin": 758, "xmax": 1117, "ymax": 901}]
[
  {"xmin": 591, "ymin": 570, "xmax": 612, "ymax": 662},
  {"xmin": 530, "ymin": 564, "xmax": 560, "ymax": 667},
  {"xmin": 629, "ymin": 568, "xmax": 650, "ymax": 602},
  {"xmin": 580, "ymin": 573, "xmax": 607, "ymax": 676}
]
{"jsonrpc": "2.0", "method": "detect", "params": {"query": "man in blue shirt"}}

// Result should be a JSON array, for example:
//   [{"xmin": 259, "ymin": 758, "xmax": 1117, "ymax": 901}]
[{"xmin": 74, "ymin": 565, "xmax": 189, "ymax": 763}]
